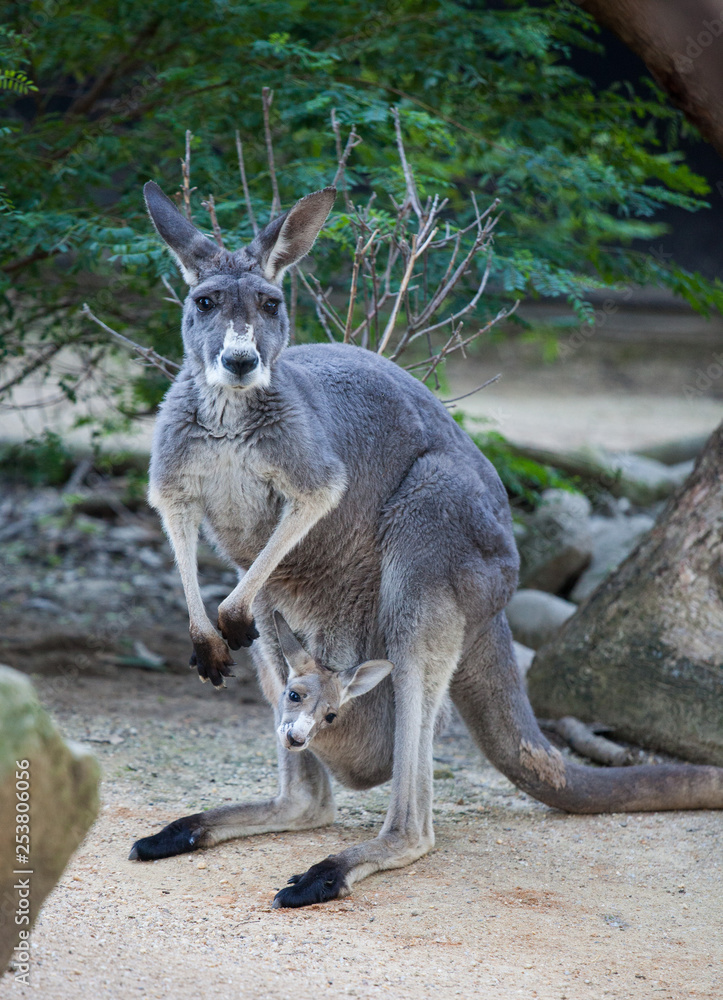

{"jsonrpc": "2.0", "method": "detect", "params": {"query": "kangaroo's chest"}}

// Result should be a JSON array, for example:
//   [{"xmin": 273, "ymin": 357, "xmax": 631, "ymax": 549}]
[{"xmin": 191, "ymin": 443, "xmax": 283, "ymax": 566}]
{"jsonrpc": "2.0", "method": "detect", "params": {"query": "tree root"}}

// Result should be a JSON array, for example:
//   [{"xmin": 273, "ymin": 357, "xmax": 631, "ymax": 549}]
[{"xmin": 540, "ymin": 716, "xmax": 633, "ymax": 766}]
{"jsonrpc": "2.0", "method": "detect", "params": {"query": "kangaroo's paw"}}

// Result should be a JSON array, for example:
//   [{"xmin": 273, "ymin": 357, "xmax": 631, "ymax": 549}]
[
  {"xmin": 217, "ymin": 604, "xmax": 259, "ymax": 651},
  {"xmin": 189, "ymin": 635, "xmax": 235, "ymax": 688},
  {"xmin": 272, "ymin": 856, "xmax": 350, "ymax": 909},
  {"xmin": 129, "ymin": 813, "xmax": 205, "ymax": 861}
]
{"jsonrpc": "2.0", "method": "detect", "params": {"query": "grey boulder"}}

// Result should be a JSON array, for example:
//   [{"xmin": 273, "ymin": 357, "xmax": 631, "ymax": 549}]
[
  {"xmin": 517, "ymin": 489, "xmax": 593, "ymax": 594},
  {"xmin": 570, "ymin": 513, "xmax": 655, "ymax": 603},
  {"xmin": 507, "ymin": 589, "xmax": 577, "ymax": 650}
]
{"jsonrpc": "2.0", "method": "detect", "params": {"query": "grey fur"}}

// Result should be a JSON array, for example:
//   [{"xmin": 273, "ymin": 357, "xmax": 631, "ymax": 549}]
[{"xmin": 130, "ymin": 183, "xmax": 723, "ymax": 907}]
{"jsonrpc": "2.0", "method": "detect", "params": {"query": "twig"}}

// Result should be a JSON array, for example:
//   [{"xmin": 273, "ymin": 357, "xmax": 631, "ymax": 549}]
[
  {"xmin": 331, "ymin": 109, "xmax": 362, "ymax": 214},
  {"xmin": 235, "ymin": 129, "xmax": 259, "ymax": 236},
  {"xmin": 441, "ymin": 374, "xmax": 501, "ymax": 405},
  {"xmin": 201, "ymin": 194, "xmax": 225, "ymax": 248},
  {"xmin": 262, "ymin": 88, "xmax": 281, "ymax": 221},
  {"xmin": 0, "ymin": 342, "xmax": 65, "ymax": 395},
  {"xmin": 296, "ymin": 268, "xmax": 346, "ymax": 336},
  {"xmin": 407, "ymin": 302, "xmax": 519, "ymax": 382},
  {"xmin": 391, "ymin": 106, "xmax": 423, "ymax": 222},
  {"xmin": 80, "ymin": 304, "xmax": 180, "ymax": 380},
  {"xmin": 377, "ymin": 235, "xmax": 418, "ymax": 354},
  {"xmin": 180, "ymin": 130, "xmax": 194, "ymax": 221},
  {"xmin": 289, "ymin": 267, "xmax": 298, "ymax": 343},
  {"xmin": 344, "ymin": 237, "xmax": 364, "ymax": 343},
  {"xmin": 161, "ymin": 275, "xmax": 183, "ymax": 307},
  {"xmin": 542, "ymin": 717, "xmax": 634, "ymax": 767}
]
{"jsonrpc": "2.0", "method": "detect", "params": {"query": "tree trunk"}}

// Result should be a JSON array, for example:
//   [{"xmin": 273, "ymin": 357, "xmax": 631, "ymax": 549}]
[
  {"xmin": 576, "ymin": 0, "xmax": 723, "ymax": 160},
  {"xmin": 528, "ymin": 421, "xmax": 723, "ymax": 765}
]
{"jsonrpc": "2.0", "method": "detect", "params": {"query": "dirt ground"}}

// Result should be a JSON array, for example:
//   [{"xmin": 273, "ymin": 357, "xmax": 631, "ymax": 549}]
[{"xmin": 2, "ymin": 666, "xmax": 721, "ymax": 1000}]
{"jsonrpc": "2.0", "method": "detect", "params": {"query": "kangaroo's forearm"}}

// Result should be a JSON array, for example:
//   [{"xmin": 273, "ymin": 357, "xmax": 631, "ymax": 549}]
[
  {"xmin": 158, "ymin": 504, "xmax": 213, "ymax": 638},
  {"xmin": 225, "ymin": 481, "xmax": 346, "ymax": 612}
]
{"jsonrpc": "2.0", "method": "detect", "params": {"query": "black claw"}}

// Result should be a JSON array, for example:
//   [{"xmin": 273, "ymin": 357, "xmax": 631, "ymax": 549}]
[
  {"xmin": 189, "ymin": 641, "xmax": 234, "ymax": 685},
  {"xmin": 272, "ymin": 857, "xmax": 348, "ymax": 909},
  {"xmin": 129, "ymin": 814, "xmax": 204, "ymax": 861}
]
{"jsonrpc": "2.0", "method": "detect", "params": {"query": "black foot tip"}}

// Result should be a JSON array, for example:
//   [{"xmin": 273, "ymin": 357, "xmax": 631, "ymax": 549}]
[
  {"xmin": 129, "ymin": 815, "xmax": 203, "ymax": 861},
  {"xmin": 272, "ymin": 857, "xmax": 348, "ymax": 909}
]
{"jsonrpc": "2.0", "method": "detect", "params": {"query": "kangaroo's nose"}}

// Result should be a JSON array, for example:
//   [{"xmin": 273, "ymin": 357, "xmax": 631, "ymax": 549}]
[
  {"xmin": 221, "ymin": 352, "xmax": 258, "ymax": 379},
  {"xmin": 287, "ymin": 733, "xmax": 305, "ymax": 748}
]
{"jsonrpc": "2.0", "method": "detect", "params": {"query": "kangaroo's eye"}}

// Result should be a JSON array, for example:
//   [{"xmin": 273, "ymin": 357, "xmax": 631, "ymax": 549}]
[
  {"xmin": 195, "ymin": 297, "xmax": 214, "ymax": 313},
  {"xmin": 262, "ymin": 299, "xmax": 279, "ymax": 317},
  {"xmin": 288, "ymin": 690, "xmax": 301, "ymax": 703},
  {"xmin": 325, "ymin": 713, "xmax": 336, "ymax": 724}
]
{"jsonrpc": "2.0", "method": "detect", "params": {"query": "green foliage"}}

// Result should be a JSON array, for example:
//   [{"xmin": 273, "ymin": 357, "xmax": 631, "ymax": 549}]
[
  {"xmin": 456, "ymin": 418, "xmax": 576, "ymax": 508},
  {"xmin": 0, "ymin": 431, "xmax": 74, "ymax": 486},
  {"xmin": 0, "ymin": 0, "xmax": 721, "ymax": 417}
]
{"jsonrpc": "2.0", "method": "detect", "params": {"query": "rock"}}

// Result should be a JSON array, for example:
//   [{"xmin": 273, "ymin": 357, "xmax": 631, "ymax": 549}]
[
  {"xmin": 513, "ymin": 641, "xmax": 536, "ymax": 680},
  {"xmin": 507, "ymin": 590, "xmax": 577, "ymax": 650},
  {"xmin": 635, "ymin": 434, "xmax": 708, "ymax": 466},
  {"xmin": 507, "ymin": 443, "xmax": 694, "ymax": 505},
  {"xmin": 0, "ymin": 665, "xmax": 99, "ymax": 975},
  {"xmin": 603, "ymin": 453, "xmax": 693, "ymax": 506},
  {"xmin": 517, "ymin": 489, "xmax": 593, "ymax": 593},
  {"xmin": 570, "ymin": 513, "xmax": 655, "ymax": 603}
]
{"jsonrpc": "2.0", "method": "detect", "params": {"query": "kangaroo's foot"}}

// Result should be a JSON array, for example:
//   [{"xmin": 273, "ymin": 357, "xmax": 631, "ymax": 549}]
[
  {"xmin": 217, "ymin": 600, "xmax": 259, "ymax": 650},
  {"xmin": 189, "ymin": 632, "xmax": 235, "ymax": 688},
  {"xmin": 273, "ymin": 856, "xmax": 352, "ymax": 908},
  {"xmin": 129, "ymin": 812, "xmax": 207, "ymax": 861},
  {"xmin": 272, "ymin": 830, "xmax": 433, "ymax": 909}
]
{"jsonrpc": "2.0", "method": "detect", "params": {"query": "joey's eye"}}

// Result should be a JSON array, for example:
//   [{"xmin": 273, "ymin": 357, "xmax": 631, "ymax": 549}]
[
  {"xmin": 195, "ymin": 297, "xmax": 214, "ymax": 313},
  {"xmin": 325, "ymin": 713, "xmax": 336, "ymax": 724},
  {"xmin": 262, "ymin": 299, "xmax": 279, "ymax": 317},
  {"xmin": 288, "ymin": 690, "xmax": 301, "ymax": 703}
]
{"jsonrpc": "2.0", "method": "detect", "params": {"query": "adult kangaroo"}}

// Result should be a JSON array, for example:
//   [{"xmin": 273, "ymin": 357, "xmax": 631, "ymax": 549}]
[{"xmin": 130, "ymin": 181, "xmax": 723, "ymax": 908}]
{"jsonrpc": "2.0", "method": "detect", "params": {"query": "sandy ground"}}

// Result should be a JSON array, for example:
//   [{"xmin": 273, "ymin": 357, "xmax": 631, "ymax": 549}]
[{"xmin": 2, "ymin": 669, "xmax": 721, "ymax": 1000}]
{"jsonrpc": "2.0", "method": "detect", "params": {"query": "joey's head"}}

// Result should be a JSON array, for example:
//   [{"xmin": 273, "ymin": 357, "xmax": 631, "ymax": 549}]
[
  {"xmin": 143, "ymin": 182, "xmax": 336, "ymax": 392},
  {"xmin": 273, "ymin": 612, "xmax": 393, "ymax": 752}
]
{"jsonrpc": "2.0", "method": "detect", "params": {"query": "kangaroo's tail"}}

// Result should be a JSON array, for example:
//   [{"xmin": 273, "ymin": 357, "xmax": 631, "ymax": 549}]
[{"xmin": 450, "ymin": 614, "xmax": 723, "ymax": 813}]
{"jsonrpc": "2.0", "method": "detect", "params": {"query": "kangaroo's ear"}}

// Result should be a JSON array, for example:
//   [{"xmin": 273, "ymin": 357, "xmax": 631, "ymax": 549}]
[
  {"xmin": 144, "ymin": 181, "xmax": 219, "ymax": 286},
  {"xmin": 340, "ymin": 659, "xmax": 393, "ymax": 705},
  {"xmin": 273, "ymin": 611, "xmax": 317, "ymax": 677},
  {"xmin": 248, "ymin": 187, "xmax": 336, "ymax": 286}
]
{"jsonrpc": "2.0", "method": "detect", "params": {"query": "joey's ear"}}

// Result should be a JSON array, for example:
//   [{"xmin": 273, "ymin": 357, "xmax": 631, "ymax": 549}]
[
  {"xmin": 340, "ymin": 659, "xmax": 394, "ymax": 705},
  {"xmin": 273, "ymin": 611, "xmax": 316, "ymax": 677},
  {"xmin": 144, "ymin": 181, "xmax": 218, "ymax": 286},
  {"xmin": 248, "ymin": 187, "xmax": 336, "ymax": 285}
]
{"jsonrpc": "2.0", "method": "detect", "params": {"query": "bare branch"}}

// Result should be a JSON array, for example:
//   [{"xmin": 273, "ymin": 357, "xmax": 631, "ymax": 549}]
[
  {"xmin": 344, "ymin": 237, "xmax": 364, "ymax": 343},
  {"xmin": 391, "ymin": 106, "xmax": 423, "ymax": 222},
  {"xmin": 406, "ymin": 301, "xmax": 519, "ymax": 382},
  {"xmin": 80, "ymin": 304, "xmax": 180, "ymax": 380},
  {"xmin": 235, "ymin": 129, "xmax": 259, "ymax": 236},
  {"xmin": 180, "ymin": 129, "xmax": 194, "ymax": 222},
  {"xmin": 296, "ymin": 268, "xmax": 346, "ymax": 337},
  {"xmin": 161, "ymin": 275, "xmax": 183, "ymax": 307},
  {"xmin": 262, "ymin": 88, "xmax": 281, "ymax": 221},
  {"xmin": 0, "ymin": 342, "xmax": 65, "ymax": 396},
  {"xmin": 441, "ymin": 374, "xmax": 501, "ymax": 406},
  {"xmin": 201, "ymin": 193, "xmax": 225, "ymax": 248},
  {"xmin": 289, "ymin": 267, "xmax": 298, "ymax": 344},
  {"xmin": 377, "ymin": 235, "xmax": 418, "ymax": 355},
  {"xmin": 331, "ymin": 109, "xmax": 362, "ymax": 214}
]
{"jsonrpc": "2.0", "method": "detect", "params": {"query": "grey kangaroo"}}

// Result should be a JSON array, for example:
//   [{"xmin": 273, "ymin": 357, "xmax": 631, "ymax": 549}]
[{"xmin": 130, "ymin": 181, "xmax": 723, "ymax": 908}]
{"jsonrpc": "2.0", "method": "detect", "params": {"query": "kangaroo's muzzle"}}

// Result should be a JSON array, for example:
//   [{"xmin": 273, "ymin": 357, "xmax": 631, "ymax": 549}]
[{"xmin": 221, "ymin": 351, "xmax": 259, "ymax": 380}]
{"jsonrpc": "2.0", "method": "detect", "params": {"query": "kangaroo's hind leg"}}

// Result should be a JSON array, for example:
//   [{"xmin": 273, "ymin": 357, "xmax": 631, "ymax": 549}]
[
  {"xmin": 272, "ymin": 584, "xmax": 466, "ymax": 908},
  {"xmin": 129, "ymin": 729, "xmax": 335, "ymax": 861}
]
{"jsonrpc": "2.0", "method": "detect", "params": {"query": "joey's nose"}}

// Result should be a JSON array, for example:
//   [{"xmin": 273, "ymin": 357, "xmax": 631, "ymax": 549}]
[
  {"xmin": 287, "ymin": 734, "xmax": 305, "ymax": 748},
  {"xmin": 221, "ymin": 352, "xmax": 258, "ymax": 379}
]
